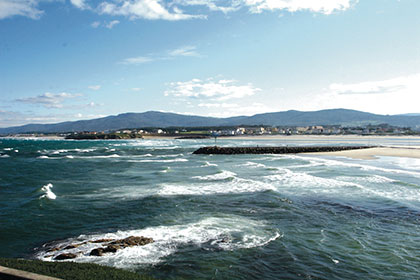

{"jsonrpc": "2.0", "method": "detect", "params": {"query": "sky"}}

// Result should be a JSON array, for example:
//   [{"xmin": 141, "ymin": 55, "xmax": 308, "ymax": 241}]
[{"xmin": 1, "ymin": 0, "xmax": 420, "ymax": 127}]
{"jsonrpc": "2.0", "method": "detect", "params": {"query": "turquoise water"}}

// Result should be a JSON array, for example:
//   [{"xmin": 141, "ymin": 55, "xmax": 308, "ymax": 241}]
[{"xmin": 1, "ymin": 137, "xmax": 420, "ymax": 279}]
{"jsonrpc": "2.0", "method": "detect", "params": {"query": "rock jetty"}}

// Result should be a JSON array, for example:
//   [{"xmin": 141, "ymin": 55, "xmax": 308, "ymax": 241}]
[{"xmin": 193, "ymin": 146, "xmax": 376, "ymax": 155}]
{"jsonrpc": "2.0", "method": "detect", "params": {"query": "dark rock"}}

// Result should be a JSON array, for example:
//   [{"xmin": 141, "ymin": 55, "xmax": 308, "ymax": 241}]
[
  {"xmin": 47, "ymin": 247, "xmax": 61, "ymax": 253},
  {"xmin": 90, "ymin": 248, "xmax": 105, "ymax": 256},
  {"xmin": 89, "ymin": 236, "xmax": 153, "ymax": 257},
  {"xmin": 104, "ymin": 244, "xmax": 120, "ymax": 253},
  {"xmin": 54, "ymin": 253, "xmax": 78, "ymax": 260},
  {"xmin": 90, "ymin": 238, "xmax": 114, "ymax": 243},
  {"xmin": 193, "ymin": 146, "xmax": 377, "ymax": 155},
  {"xmin": 63, "ymin": 242, "xmax": 86, "ymax": 250},
  {"xmin": 110, "ymin": 236, "xmax": 154, "ymax": 247}
]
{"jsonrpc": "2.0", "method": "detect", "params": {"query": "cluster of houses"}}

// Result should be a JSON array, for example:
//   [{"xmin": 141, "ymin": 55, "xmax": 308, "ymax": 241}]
[{"xmin": 109, "ymin": 124, "xmax": 417, "ymax": 136}]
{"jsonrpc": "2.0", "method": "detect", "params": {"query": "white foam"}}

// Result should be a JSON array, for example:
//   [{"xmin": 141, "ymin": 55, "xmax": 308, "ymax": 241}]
[
  {"xmin": 293, "ymin": 155, "xmax": 420, "ymax": 178},
  {"xmin": 242, "ymin": 161, "xmax": 267, "ymax": 168},
  {"xmin": 0, "ymin": 154, "xmax": 10, "ymax": 158},
  {"xmin": 160, "ymin": 167, "xmax": 171, "ymax": 173},
  {"xmin": 202, "ymin": 161, "xmax": 218, "ymax": 167},
  {"xmin": 74, "ymin": 149, "xmax": 95, "ymax": 153},
  {"xmin": 40, "ymin": 183, "xmax": 57, "ymax": 200},
  {"xmin": 37, "ymin": 155, "xmax": 49, "ymax": 159},
  {"xmin": 131, "ymin": 158, "xmax": 187, "ymax": 163},
  {"xmin": 37, "ymin": 216, "xmax": 280, "ymax": 268},
  {"xmin": 339, "ymin": 175, "xmax": 396, "ymax": 184},
  {"xmin": 66, "ymin": 155, "xmax": 74, "ymax": 159},
  {"xmin": 265, "ymin": 165, "xmax": 420, "ymax": 202},
  {"xmin": 79, "ymin": 154, "xmax": 120, "ymax": 159},
  {"xmin": 3, "ymin": 148, "xmax": 12, "ymax": 151},
  {"xmin": 52, "ymin": 149, "xmax": 68, "ymax": 154},
  {"xmin": 14, "ymin": 150, "xmax": 19, "ymax": 152},
  {"xmin": 193, "ymin": 170, "xmax": 237, "ymax": 181},
  {"xmin": 264, "ymin": 168, "xmax": 364, "ymax": 191},
  {"xmin": 159, "ymin": 177, "xmax": 275, "ymax": 196}
]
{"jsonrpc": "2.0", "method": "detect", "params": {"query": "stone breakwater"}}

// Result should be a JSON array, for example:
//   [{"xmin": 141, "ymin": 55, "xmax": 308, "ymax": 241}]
[{"xmin": 193, "ymin": 146, "xmax": 377, "ymax": 155}]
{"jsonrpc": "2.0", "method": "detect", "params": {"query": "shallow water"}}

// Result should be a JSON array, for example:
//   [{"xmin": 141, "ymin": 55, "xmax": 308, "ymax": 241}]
[{"xmin": 1, "ymin": 137, "xmax": 420, "ymax": 279}]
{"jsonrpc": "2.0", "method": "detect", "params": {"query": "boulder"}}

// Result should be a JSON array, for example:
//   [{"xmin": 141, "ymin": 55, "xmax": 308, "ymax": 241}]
[
  {"xmin": 54, "ymin": 253, "xmax": 78, "ymax": 260},
  {"xmin": 90, "ymin": 248, "xmax": 105, "ymax": 256},
  {"xmin": 110, "ymin": 236, "xmax": 154, "ymax": 247},
  {"xmin": 90, "ymin": 238, "xmax": 114, "ymax": 243},
  {"xmin": 89, "ymin": 236, "xmax": 153, "ymax": 257}
]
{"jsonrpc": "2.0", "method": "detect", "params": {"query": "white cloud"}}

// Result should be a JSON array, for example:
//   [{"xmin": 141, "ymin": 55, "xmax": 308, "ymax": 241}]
[
  {"xmin": 120, "ymin": 56, "xmax": 154, "ymax": 65},
  {"xmin": 172, "ymin": 0, "xmax": 354, "ymax": 16},
  {"xmin": 171, "ymin": 0, "xmax": 241, "ymax": 14},
  {"xmin": 310, "ymin": 73, "xmax": 420, "ymax": 114},
  {"xmin": 105, "ymin": 19, "xmax": 120, "ymax": 28},
  {"xmin": 85, "ymin": 101, "xmax": 100, "ymax": 107},
  {"xmin": 90, "ymin": 20, "xmax": 120, "ymax": 28},
  {"xmin": 198, "ymin": 102, "xmax": 239, "ymax": 108},
  {"xmin": 0, "ymin": 0, "xmax": 355, "ymax": 21},
  {"xmin": 165, "ymin": 78, "xmax": 261, "ymax": 101},
  {"xmin": 0, "ymin": 0, "xmax": 43, "ymax": 19},
  {"xmin": 329, "ymin": 76, "xmax": 408, "ymax": 95},
  {"xmin": 203, "ymin": 102, "xmax": 273, "ymax": 117},
  {"xmin": 88, "ymin": 85, "xmax": 101, "ymax": 90},
  {"xmin": 0, "ymin": 110, "xmax": 73, "ymax": 127},
  {"xmin": 91, "ymin": 21, "xmax": 101, "ymax": 28},
  {"xmin": 168, "ymin": 45, "xmax": 199, "ymax": 57},
  {"xmin": 15, "ymin": 92, "xmax": 82, "ymax": 108},
  {"xmin": 131, "ymin": 87, "xmax": 142, "ymax": 91},
  {"xmin": 70, "ymin": 0, "xmax": 88, "ymax": 10},
  {"xmin": 242, "ymin": 0, "xmax": 355, "ymax": 15},
  {"xmin": 97, "ymin": 0, "xmax": 205, "ymax": 21},
  {"xmin": 120, "ymin": 45, "xmax": 199, "ymax": 64}
]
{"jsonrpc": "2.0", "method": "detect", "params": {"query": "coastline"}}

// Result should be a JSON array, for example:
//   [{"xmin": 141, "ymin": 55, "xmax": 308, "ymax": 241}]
[
  {"xmin": 3, "ymin": 134, "xmax": 420, "ymax": 141},
  {"xmin": 305, "ymin": 147, "xmax": 420, "ymax": 159}
]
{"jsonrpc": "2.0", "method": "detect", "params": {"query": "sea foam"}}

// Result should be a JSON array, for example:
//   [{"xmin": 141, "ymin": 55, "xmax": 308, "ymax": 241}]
[
  {"xmin": 193, "ymin": 170, "xmax": 236, "ymax": 181},
  {"xmin": 37, "ymin": 216, "xmax": 280, "ymax": 268},
  {"xmin": 159, "ymin": 176, "xmax": 275, "ymax": 196},
  {"xmin": 40, "ymin": 183, "xmax": 57, "ymax": 200}
]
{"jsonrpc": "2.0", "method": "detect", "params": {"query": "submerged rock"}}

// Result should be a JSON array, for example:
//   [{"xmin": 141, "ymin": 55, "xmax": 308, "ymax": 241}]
[
  {"xmin": 54, "ymin": 253, "xmax": 78, "ymax": 260},
  {"xmin": 110, "ymin": 236, "xmax": 154, "ymax": 247},
  {"xmin": 90, "ymin": 238, "xmax": 114, "ymax": 243},
  {"xmin": 89, "ymin": 236, "xmax": 154, "ymax": 257}
]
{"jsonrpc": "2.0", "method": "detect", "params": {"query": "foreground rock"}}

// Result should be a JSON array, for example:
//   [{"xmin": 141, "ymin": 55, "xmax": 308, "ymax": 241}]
[
  {"xmin": 89, "ymin": 236, "xmax": 154, "ymax": 256},
  {"xmin": 193, "ymin": 145, "xmax": 377, "ymax": 155},
  {"xmin": 49, "ymin": 236, "xmax": 154, "ymax": 260},
  {"xmin": 54, "ymin": 253, "xmax": 78, "ymax": 260}
]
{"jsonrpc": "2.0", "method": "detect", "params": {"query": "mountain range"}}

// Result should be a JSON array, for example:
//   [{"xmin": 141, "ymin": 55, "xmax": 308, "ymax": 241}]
[{"xmin": 1, "ymin": 109, "xmax": 420, "ymax": 134}]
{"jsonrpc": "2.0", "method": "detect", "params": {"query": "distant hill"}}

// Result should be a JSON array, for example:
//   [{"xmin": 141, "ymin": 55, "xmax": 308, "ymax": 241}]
[{"xmin": 1, "ymin": 109, "xmax": 420, "ymax": 134}]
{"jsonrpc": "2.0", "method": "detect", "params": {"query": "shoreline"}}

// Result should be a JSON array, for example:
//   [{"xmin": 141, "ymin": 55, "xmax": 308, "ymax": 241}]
[
  {"xmin": 3, "ymin": 134, "xmax": 420, "ymax": 141},
  {"xmin": 305, "ymin": 147, "xmax": 420, "ymax": 160}
]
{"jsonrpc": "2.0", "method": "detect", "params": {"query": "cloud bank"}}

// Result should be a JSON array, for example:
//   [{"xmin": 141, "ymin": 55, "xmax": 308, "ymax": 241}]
[
  {"xmin": 0, "ymin": 0, "xmax": 356, "ymax": 20},
  {"xmin": 15, "ymin": 92, "xmax": 82, "ymax": 108},
  {"xmin": 165, "ymin": 78, "xmax": 261, "ymax": 101}
]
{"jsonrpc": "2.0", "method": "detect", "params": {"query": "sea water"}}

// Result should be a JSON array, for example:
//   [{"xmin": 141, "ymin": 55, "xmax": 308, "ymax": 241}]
[{"xmin": 1, "ymin": 137, "xmax": 420, "ymax": 279}]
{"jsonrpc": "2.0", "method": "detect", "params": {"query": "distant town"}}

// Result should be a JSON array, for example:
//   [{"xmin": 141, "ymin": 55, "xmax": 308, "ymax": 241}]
[{"xmin": 3, "ymin": 123, "xmax": 420, "ymax": 139}]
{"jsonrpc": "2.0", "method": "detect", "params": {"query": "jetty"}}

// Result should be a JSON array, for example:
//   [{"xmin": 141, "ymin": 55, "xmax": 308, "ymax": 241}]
[{"xmin": 193, "ymin": 146, "xmax": 376, "ymax": 155}]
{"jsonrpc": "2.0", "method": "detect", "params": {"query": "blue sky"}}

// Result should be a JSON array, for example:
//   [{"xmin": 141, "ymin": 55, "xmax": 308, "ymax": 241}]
[{"xmin": 1, "ymin": 0, "xmax": 420, "ymax": 127}]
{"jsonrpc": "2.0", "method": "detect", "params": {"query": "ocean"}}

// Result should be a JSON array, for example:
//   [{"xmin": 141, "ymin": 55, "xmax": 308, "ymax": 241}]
[{"xmin": 1, "ymin": 137, "xmax": 420, "ymax": 279}]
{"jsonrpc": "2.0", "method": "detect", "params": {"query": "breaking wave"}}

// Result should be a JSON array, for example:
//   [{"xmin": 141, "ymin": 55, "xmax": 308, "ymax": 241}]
[
  {"xmin": 39, "ymin": 183, "xmax": 57, "ymax": 200},
  {"xmin": 36, "ymin": 216, "xmax": 281, "ymax": 268}
]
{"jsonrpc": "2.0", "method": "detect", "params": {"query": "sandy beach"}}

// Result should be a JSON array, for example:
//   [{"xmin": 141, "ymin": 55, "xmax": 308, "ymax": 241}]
[{"xmin": 306, "ymin": 147, "xmax": 420, "ymax": 160}]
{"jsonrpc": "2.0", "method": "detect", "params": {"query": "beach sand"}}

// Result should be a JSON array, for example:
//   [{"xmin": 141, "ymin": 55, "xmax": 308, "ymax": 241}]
[{"xmin": 306, "ymin": 147, "xmax": 420, "ymax": 160}]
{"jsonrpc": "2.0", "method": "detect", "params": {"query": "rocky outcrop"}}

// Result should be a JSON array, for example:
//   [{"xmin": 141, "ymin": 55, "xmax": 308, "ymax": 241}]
[
  {"xmin": 48, "ymin": 236, "xmax": 154, "ymax": 260},
  {"xmin": 54, "ymin": 253, "xmax": 78, "ymax": 260},
  {"xmin": 193, "ymin": 146, "xmax": 377, "ymax": 155},
  {"xmin": 89, "ymin": 236, "xmax": 154, "ymax": 256}
]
